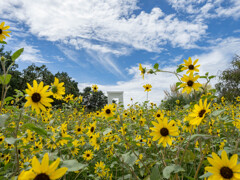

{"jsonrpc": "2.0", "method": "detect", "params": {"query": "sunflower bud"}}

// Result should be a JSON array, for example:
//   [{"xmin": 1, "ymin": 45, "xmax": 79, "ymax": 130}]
[{"xmin": 1, "ymin": 56, "xmax": 5, "ymax": 62}]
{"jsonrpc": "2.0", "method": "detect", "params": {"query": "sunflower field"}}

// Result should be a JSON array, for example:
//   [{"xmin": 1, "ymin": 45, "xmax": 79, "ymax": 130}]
[{"xmin": 1, "ymin": 22, "xmax": 240, "ymax": 180}]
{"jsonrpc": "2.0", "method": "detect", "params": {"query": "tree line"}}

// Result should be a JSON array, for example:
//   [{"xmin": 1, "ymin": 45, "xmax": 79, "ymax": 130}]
[{"xmin": 0, "ymin": 45, "xmax": 107, "ymax": 111}]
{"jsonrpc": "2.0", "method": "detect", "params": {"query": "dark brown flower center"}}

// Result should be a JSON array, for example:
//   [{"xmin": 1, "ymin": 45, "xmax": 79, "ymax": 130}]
[
  {"xmin": 90, "ymin": 127, "xmax": 94, "ymax": 132},
  {"xmin": 87, "ymin": 154, "xmax": 90, "ymax": 157},
  {"xmin": 157, "ymin": 114, "xmax": 160, "ymax": 117},
  {"xmin": 220, "ymin": 167, "xmax": 233, "ymax": 179},
  {"xmin": 34, "ymin": 173, "xmax": 50, "ymax": 180},
  {"xmin": 188, "ymin": 65, "xmax": 194, "ymax": 70},
  {"xmin": 32, "ymin": 93, "xmax": 41, "ymax": 103},
  {"xmin": 187, "ymin": 80, "xmax": 194, "ymax": 87},
  {"xmin": 0, "ymin": 29, "xmax": 2, "ymax": 34},
  {"xmin": 77, "ymin": 128, "xmax": 81, "ymax": 132},
  {"xmin": 106, "ymin": 109, "xmax": 111, "ymax": 114},
  {"xmin": 0, "ymin": 138, "xmax": 2, "ymax": 141},
  {"xmin": 160, "ymin": 128, "xmax": 169, "ymax": 136},
  {"xmin": 199, "ymin": 110, "xmax": 206, "ymax": 117}
]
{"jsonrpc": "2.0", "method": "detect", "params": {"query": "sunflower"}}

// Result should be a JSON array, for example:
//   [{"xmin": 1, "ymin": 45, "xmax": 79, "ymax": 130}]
[
  {"xmin": 64, "ymin": 94, "xmax": 74, "ymax": 103},
  {"xmin": 83, "ymin": 150, "xmax": 94, "ymax": 161},
  {"xmin": 189, "ymin": 99, "xmax": 211, "ymax": 126},
  {"xmin": 74, "ymin": 125, "xmax": 83, "ymax": 135},
  {"xmin": 150, "ymin": 117, "xmax": 179, "ymax": 147},
  {"xmin": 0, "ymin": 22, "xmax": 11, "ymax": 42},
  {"xmin": 0, "ymin": 134, "xmax": 5, "ymax": 145},
  {"xmin": 25, "ymin": 80, "xmax": 53, "ymax": 114},
  {"xmin": 87, "ymin": 122, "xmax": 97, "ymax": 136},
  {"xmin": 154, "ymin": 110, "xmax": 164, "ymax": 120},
  {"xmin": 205, "ymin": 150, "xmax": 240, "ymax": 180},
  {"xmin": 51, "ymin": 77, "xmax": 65, "ymax": 100},
  {"xmin": 92, "ymin": 84, "xmax": 98, "ymax": 92},
  {"xmin": 94, "ymin": 161, "xmax": 107, "ymax": 178},
  {"xmin": 143, "ymin": 84, "xmax": 152, "ymax": 92},
  {"xmin": 180, "ymin": 72, "xmax": 202, "ymax": 94},
  {"xmin": 101, "ymin": 104, "xmax": 115, "ymax": 118},
  {"xmin": 181, "ymin": 57, "xmax": 200, "ymax": 74},
  {"xmin": 18, "ymin": 153, "xmax": 68, "ymax": 180},
  {"xmin": 139, "ymin": 63, "xmax": 146, "ymax": 79}
]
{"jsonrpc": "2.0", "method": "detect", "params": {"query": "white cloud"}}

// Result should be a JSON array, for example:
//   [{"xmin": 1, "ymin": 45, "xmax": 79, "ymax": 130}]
[
  {"xmin": 0, "ymin": 0, "xmax": 207, "ymax": 52},
  {"xmin": 53, "ymin": 56, "xmax": 64, "ymax": 62},
  {"xmin": 172, "ymin": 55, "xmax": 183, "ymax": 63},
  {"xmin": 13, "ymin": 41, "xmax": 50, "ymax": 63},
  {"xmin": 56, "ymin": 44, "xmax": 87, "ymax": 67},
  {"xmin": 167, "ymin": 0, "xmax": 240, "ymax": 21},
  {"xmin": 78, "ymin": 37, "xmax": 240, "ymax": 107}
]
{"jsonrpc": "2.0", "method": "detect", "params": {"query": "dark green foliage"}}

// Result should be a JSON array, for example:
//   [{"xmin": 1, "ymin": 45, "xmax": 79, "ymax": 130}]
[
  {"xmin": 22, "ymin": 64, "xmax": 55, "ymax": 90},
  {"xmin": 215, "ymin": 55, "xmax": 240, "ymax": 102},
  {"xmin": 160, "ymin": 92, "xmax": 202, "ymax": 111},
  {"xmin": 80, "ymin": 87, "xmax": 107, "ymax": 112}
]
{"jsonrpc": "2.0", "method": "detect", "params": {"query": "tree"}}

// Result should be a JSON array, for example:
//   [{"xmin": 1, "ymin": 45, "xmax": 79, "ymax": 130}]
[
  {"xmin": 80, "ymin": 87, "xmax": 107, "ymax": 112},
  {"xmin": 215, "ymin": 55, "xmax": 240, "ymax": 101},
  {"xmin": 22, "ymin": 64, "xmax": 55, "ymax": 89}
]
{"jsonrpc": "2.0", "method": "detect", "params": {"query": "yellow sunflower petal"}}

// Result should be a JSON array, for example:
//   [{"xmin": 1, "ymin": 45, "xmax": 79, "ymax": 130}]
[
  {"xmin": 46, "ymin": 158, "xmax": 60, "ymax": 175},
  {"xmin": 49, "ymin": 167, "xmax": 68, "ymax": 180},
  {"xmin": 32, "ymin": 156, "xmax": 41, "ymax": 174},
  {"xmin": 41, "ymin": 153, "xmax": 49, "ymax": 173}
]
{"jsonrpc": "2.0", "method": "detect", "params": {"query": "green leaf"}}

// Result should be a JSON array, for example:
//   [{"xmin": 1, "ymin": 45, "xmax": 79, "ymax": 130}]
[
  {"xmin": 183, "ymin": 104, "xmax": 190, "ymax": 109},
  {"xmin": 200, "ymin": 76, "xmax": 207, "ymax": 78},
  {"xmin": 209, "ymin": 75, "xmax": 216, "ymax": 80},
  {"xmin": 176, "ymin": 65, "xmax": 184, "ymax": 73},
  {"xmin": 0, "ymin": 41, "xmax": 7, "ymax": 44},
  {"xmin": 4, "ymin": 74, "xmax": 11, "ymax": 84},
  {"xmin": 0, "ymin": 74, "xmax": 12, "ymax": 85},
  {"xmin": 4, "ymin": 96, "xmax": 14, "ymax": 103},
  {"xmin": 153, "ymin": 63, "xmax": 159, "ymax": 70},
  {"xmin": 11, "ymin": 48, "xmax": 24, "ymax": 61},
  {"xmin": 103, "ymin": 128, "xmax": 112, "ymax": 135},
  {"xmin": 205, "ymin": 72, "xmax": 209, "ymax": 76},
  {"xmin": 199, "ymin": 172, "xmax": 212, "ymax": 179},
  {"xmin": 150, "ymin": 165, "xmax": 161, "ymax": 180},
  {"xmin": 5, "ymin": 137, "xmax": 17, "ymax": 144},
  {"xmin": 209, "ymin": 89, "xmax": 216, "ymax": 93},
  {"xmin": 118, "ymin": 174, "xmax": 132, "ymax": 180},
  {"xmin": 61, "ymin": 160, "xmax": 87, "ymax": 172},
  {"xmin": 182, "ymin": 150, "xmax": 196, "ymax": 163},
  {"xmin": 23, "ymin": 123, "xmax": 47, "ymax": 137},
  {"xmin": 0, "ymin": 114, "xmax": 9, "ymax": 127},
  {"xmin": 176, "ymin": 82, "xmax": 182, "ymax": 87},
  {"xmin": 163, "ymin": 165, "xmax": 185, "ymax": 179},
  {"xmin": 211, "ymin": 109, "xmax": 224, "ymax": 117},
  {"xmin": 122, "ymin": 151, "xmax": 138, "ymax": 167},
  {"xmin": 61, "ymin": 137, "xmax": 72, "ymax": 141},
  {"xmin": 190, "ymin": 134, "xmax": 211, "ymax": 140}
]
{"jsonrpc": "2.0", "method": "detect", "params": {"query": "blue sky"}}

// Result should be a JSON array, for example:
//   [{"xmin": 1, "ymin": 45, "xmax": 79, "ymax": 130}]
[{"xmin": 1, "ymin": 0, "xmax": 240, "ymax": 106}]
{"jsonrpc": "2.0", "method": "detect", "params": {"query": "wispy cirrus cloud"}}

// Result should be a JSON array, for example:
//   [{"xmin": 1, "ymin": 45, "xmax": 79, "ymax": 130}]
[{"xmin": 167, "ymin": 0, "xmax": 240, "ymax": 21}]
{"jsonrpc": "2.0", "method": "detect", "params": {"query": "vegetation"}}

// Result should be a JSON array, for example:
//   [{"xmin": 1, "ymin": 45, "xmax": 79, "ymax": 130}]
[{"xmin": 215, "ymin": 55, "xmax": 240, "ymax": 102}]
